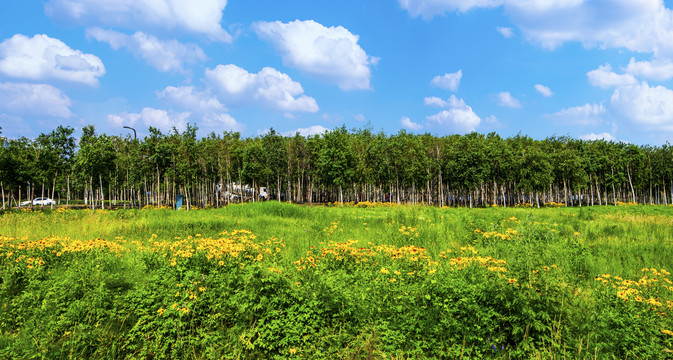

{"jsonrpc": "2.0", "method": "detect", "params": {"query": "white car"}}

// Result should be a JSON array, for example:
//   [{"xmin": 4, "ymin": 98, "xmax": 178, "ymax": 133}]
[{"xmin": 20, "ymin": 197, "xmax": 54, "ymax": 206}]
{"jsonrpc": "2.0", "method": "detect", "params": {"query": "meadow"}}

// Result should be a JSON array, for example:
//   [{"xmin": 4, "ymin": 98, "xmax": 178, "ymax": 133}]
[{"xmin": 1, "ymin": 202, "xmax": 672, "ymax": 359}]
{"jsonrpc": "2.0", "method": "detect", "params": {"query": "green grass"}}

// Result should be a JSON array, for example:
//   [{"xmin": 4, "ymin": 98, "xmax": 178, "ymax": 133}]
[{"xmin": 1, "ymin": 202, "xmax": 673, "ymax": 359}]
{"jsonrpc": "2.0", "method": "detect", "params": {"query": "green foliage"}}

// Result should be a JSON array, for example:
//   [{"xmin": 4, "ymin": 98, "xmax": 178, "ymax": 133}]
[{"xmin": 1, "ymin": 204, "xmax": 673, "ymax": 358}]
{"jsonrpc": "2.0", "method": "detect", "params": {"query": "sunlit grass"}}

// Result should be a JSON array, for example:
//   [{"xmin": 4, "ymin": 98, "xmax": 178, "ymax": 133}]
[{"xmin": 1, "ymin": 202, "xmax": 673, "ymax": 358}]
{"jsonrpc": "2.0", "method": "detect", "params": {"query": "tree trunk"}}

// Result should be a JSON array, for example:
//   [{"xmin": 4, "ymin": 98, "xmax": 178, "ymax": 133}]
[
  {"xmin": 51, "ymin": 174, "xmax": 57, "ymax": 209},
  {"xmin": 626, "ymin": 165, "xmax": 636, "ymax": 203}
]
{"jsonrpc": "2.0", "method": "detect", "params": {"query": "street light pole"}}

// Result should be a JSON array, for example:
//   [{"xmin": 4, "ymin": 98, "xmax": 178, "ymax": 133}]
[{"xmin": 123, "ymin": 126, "xmax": 137, "ymax": 140}]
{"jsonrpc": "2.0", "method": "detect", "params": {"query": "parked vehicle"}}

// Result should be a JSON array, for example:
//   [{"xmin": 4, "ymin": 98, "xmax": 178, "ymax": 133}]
[{"xmin": 19, "ymin": 198, "xmax": 54, "ymax": 207}]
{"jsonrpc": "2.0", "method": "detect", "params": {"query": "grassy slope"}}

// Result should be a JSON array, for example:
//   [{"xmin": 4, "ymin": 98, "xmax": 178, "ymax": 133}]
[
  {"xmin": 3, "ymin": 202, "xmax": 672, "ymax": 278},
  {"xmin": 1, "ymin": 203, "xmax": 673, "ymax": 359}
]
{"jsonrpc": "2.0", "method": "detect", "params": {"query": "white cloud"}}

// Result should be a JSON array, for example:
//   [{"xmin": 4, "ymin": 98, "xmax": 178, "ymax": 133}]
[
  {"xmin": 424, "ymin": 96, "xmax": 449, "ymax": 107},
  {"xmin": 253, "ymin": 20, "xmax": 377, "ymax": 91},
  {"xmin": 505, "ymin": 0, "xmax": 673, "ymax": 54},
  {"xmin": 353, "ymin": 113, "xmax": 366, "ymax": 122},
  {"xmin": 157, "ymin": 86, "xmax": 225, "ymax": 113},
  {"xmin": 202, "ymin": 113, "xmax": 244, "ymax": 132},
  {"xmin": 424, "ymin": 95, "xmax": 467, "ymax": 109},
  {"xmin": 610, "ymin": 82, "xmax": 673, "ymax": 130},
  {"xmin": 548, "ymin": 103, "xmax": 605, "ymax": 126},
  {"xmin": 0, "ymin": 82, "xmax": 72, "ymax": 118},
  {"xmin": 579, "ymin": 132, "xmax": 616, "ymax": 141},
  {"xmin": 86, "ymin": 28, "xmax": 206, "ymax": 72},
  {"xmin": 401, "ymin": 1, "xmax": 673, "ymax": 57},
  {"xmin": 45, "ymin": 0, "xmax": 232, "ymax": 42},
  {"xmin": 624, "ymin": 57, "xmax": 673, "ymax": 81},
  {"xmin": 399, "ymin": 0, "xmax": 502, "ymax": 19},
  {"xmin": 0, "ymin": 34, "xmax": 105, "ymax": 86},
  {"xmin": 587, "ymin": 64, "xmax": 637, "ymax": 89},
  {"xmin": 496, "ymin": 91, "xmax": 522, "ymax": 108},
  {"xmin": 401, "ymin": 116, "xmax": 423, "ymax": 131},
  {"xmin": 496, "ymin": 27, "xmax": 514, "ymax": 38},
  {"xmin": 156, "ymin": 85, "xmax": 244, "ymax": 131},
  {"xmin": 430, "ymin": 70, "xmax": 462, "ymax": 92},
  {"xmin": 426, "ymin": 95, "xmax": 481, "ymax": 133},
  {"xmin": 107, "ymin": 108, "xmax": 190, "ymax": 133},
  {"xmin": 280, "ymin": 125, "xmax": 329, "ymax": 137},
  {"xmin": 205, "ymin": 64, "xmax": 319, "ymax": 113},
  {"xmin": 534, "ymin": 84, "xmax": 553, "ymax": 97}
]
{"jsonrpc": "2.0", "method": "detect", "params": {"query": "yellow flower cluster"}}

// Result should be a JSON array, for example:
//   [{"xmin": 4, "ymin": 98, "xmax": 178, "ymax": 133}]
[
  {"xmin": 1, "ymin": 229, "xmax": 284, "ymax": 271},
  {"xmin": 480, "ymin": 228, "xmax": 519, "ymax": 241},
  {"xmin": 543, "ymin": 202, "xmax": 566, "ymax": 208},
  {"xmin": 398, "ymin": 225, "xmax": 418, "ymax": 236},
  {"xmin": 1, "ymin": 235, "xmax": 128, "ymax": 269},
  {"xmin": 596, "ymin": 268, "xmax": 673, "ymax": 314},
  {"xmin": 349, "ymin": 201, "xmax": 403, "ymax": 208},
  {"xmin": 615, "ymin": 201, "xmax": 639, "ymax": 206},
  {"xmin": 322, "ymin": 220, "xmax": 341, "ymax": 235}
]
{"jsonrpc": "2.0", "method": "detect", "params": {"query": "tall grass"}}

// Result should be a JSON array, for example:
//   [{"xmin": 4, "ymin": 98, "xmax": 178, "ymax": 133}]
[{"xmin": 1, "ymin": 202, "xmax": 673, "ymax": 358}]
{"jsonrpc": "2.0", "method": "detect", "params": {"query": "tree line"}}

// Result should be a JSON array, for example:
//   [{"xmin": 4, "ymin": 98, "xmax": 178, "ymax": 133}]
[{"xmin": 0, "ymin": 124, "xmax": 672, "ymax": 209}]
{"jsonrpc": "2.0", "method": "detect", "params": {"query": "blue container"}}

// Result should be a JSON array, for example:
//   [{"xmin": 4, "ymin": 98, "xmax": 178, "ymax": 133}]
[{"xmin": 176, "ymin": 194, "xmax": 184, "ymax": 210}]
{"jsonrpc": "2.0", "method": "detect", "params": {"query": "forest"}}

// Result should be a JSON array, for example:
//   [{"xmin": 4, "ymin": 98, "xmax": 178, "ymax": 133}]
[{"xmin": 0, "ymin": 124, "xmax": 672, "ymax": 209}]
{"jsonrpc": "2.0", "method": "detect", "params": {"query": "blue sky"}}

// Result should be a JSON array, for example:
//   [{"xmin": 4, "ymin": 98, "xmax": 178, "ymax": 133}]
[{"xmin": 2, "ymin": 0, "xmax": 673, "ymax": 145}]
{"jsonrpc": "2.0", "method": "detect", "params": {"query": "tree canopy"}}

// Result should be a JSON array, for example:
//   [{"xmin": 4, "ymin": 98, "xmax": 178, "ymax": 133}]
[{"xmin": 1, "ymin": 125, "xmax": 672, "ymax": 209}]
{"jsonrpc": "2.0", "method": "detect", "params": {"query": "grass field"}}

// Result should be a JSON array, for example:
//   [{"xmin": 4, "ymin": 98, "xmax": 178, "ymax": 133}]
[{"xmin": 1, "ymin": 202, "xmax": 673, "ymax": 359}]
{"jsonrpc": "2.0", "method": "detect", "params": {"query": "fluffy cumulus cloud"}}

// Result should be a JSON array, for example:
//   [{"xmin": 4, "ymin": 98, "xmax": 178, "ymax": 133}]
[
  {"xmin": 587, "ymin": 64, "xmax": 637, "ymax": 89},
  {"xmin": 400, "ymin": 0, "xmax": 673, "ymax": 56},
  {"xmin": 0, "ymin": 82, "xmax": 72, "ymax": 118},
  {"xmin": 430, "ymin": 70, "xmax": 462, "ymax": 92},
  {"xmin": 504, "ymin": 0, "xmax": 673, "ymax": 54},
  {"xmin": 107, "ymin": 108, "xmax": 190, "ymax": 133},
  {"xmin": 0, "ymin": 34, "xmax": 105, "ymax": 86},
  {"xmin": 156, "ymin": 86, "xmax": 244, "ymax": 132},
  {"xmin": 548, "ymin": 103, "xmax": 605, "ymax": 126},
  {"xmin": 280, "ymin": 125, "xmax": 329, "ymax": 137},
  {"xmin": 534, "ymin": 84, "xmax": 553, "ymax": 97},
  {"xmin": 579, "ymin": 132, "xmax": 617, "ymax": 141},
  {"xmin": 401, "ymin": 116, "xmax": 423, "ymax": 131},
  {"xmin": 496, "ymin": 91, "xmax": 522, "ymax": 108},
  {"xmin": 157, "ymin": 86, "xmax": 225, "ymax": 113},
  {"xmin": 45, "ymin": 0, "xmax": 232, "ymax": 42},
  {"xmin": 624, "ymin": 57, "xmax": 673, "ymax": 81},
  {"xmin": 425, "ymin": 95, "xmax": 481, "ymax": 133},
  {"xmin": 86, "ymin": 28, "xmax": 206, "ymax": 72},
  {"xmin": 610, "ymin": 82, "xmax": 673, "ymax": 130},
  {"xmin": 399, "ymin": 0, "xmax": 502, "ymax": 18},
  {"xmin": 253, "ymin": 20, "xmax": 377, "ymax": 91},
  {"xmin": 205, "ymin": 64, "xmax": 319, "ymax": 113},
  {"xmin": 424, "ymin": 96, "xmax": 449, "ymax": 107},
  {"xmin": 202, "ymin": 113, "xmax": 243, "ymax": 132}
]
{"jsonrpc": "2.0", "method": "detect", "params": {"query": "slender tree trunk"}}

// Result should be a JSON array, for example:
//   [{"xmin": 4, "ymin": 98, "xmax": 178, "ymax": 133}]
[
  {"xmin": 627, "ymin": 165, "xmax": 636, "ymax": 203},
  {"xmin": 51, "ymin": 174, "xmax": 57, "ymax": 209},
  {"xmin": 67, "ymin": 174, "xmax": 70, "ymax": 206},
  {"xmin": 611, "ymin": 167, "xmax": 617, "ymax": 205},
  {"xmin": 99, "ymin": 174, "xmax": 105, "ymax": 210}
]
